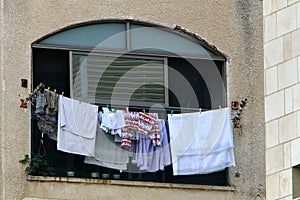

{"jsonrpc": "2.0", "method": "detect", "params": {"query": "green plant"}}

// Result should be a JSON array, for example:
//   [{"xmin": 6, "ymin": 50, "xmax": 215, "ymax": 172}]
[{"xmin": 19, "ymin": 154, "xmax": 54, "ymax": 176}]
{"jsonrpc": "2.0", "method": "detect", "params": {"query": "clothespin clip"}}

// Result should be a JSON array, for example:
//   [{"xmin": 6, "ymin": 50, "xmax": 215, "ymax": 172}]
[
  {"xmin": 61, "ymin": 91, "xmax": 64, "ymax": 98},
  {"xmin": 170, "ymin": 110, "xmax": 174, "ymax": 116},
  {"xmin": 47, "ymin": 87, "xmax": 50, "ymax": 91},
  {"xmin": 78, "ymin": 97, "xmax": 81, "ymax": 104},
  {"xmin": 218, "ymin": 105, "xmax": 222, "ymax": 110},
  {"xmin": 199, "ymin": 108, "xmax": 202, "ymax": 115},
  {"xmin": 126, "ymin": 107, "xmax": 129, "ymax": 112},
  {"xmin": 54, "ymin": 89, "xmax": 57, "ymax": 94},
  {"xmin": 143, "ymin": 109, "xmax": 146, "ymax": 114}
]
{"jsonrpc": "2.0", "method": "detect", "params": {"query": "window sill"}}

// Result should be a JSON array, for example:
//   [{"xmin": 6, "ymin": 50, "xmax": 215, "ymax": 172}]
[{"xmin": 27, "ymin": 175, "xmax": 235, "ymax": 191}]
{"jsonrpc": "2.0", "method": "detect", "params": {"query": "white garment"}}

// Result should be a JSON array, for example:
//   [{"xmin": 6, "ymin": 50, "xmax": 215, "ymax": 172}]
[
  {"xmin": 100, "ymin": 107, "xmax": 126, "ymax": 135},
  {"xmin": 57, "ymin": 95, "xmax": 98, "ymax": 156},
  {"xmin": 168, "ymin": 107, "xmax": 235, "ymax": 175}
]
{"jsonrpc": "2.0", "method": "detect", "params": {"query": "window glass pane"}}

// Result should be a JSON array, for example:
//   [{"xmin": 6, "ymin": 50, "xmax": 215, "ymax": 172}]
[
  {"xmin": 168, "ymin": 58, "xmax": 225, "ymax": 109},
  {"xmin": 130, "ymin": 24, "xmax": 215, "ymax": 56},
  {"xmin": 40, "ymin": 23, "xmax": 126, "ymax": 49},
  {"xmin": 72, "ymin": 54, "xmax": 165, "ymax": 105}
]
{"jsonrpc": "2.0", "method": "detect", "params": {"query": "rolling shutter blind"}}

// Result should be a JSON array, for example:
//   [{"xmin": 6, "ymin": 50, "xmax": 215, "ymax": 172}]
[{"xmin": 72, "ymin": 54, "xmax": 165, "ymax": 105}]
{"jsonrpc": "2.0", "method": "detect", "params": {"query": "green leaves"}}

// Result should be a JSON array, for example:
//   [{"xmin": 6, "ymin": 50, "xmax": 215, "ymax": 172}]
[{"xmin": 19, "ymin": 154, "xmax": 54, "ymax": 176}]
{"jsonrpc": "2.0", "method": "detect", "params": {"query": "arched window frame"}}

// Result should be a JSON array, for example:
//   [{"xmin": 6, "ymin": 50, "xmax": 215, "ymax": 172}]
[{"xmin": 31, "ymin": 20, "xmax": 229, "ymax": 186}]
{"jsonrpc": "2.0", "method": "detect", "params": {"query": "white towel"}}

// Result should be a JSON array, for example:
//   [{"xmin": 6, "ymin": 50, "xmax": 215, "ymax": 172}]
[
  {"xmin": 57, "ymin": 96, "xmax": 98, "ymax": 156},
  {"xmin": 168, "ymin": 107, "xmax": 235, "ymax": 175}
]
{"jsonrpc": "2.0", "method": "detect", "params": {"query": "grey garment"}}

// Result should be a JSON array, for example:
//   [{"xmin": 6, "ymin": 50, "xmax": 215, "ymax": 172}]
[
  {"xmin": 37, "ymin": 114, "xmax": 57, "ymax": 141},
  {"xmin": 35, "ymin": 91, "xmax": 57, "ymax": 140},
  {"xmin": 43, "ymin": 90, "xmax": 58, "ymax": 114},
  {"xmin": 35, "ymin": 92, "xmax": 45, "ymax": 115},
  {"xmin": 84, "ymin": 127, "xmax": 129, "ymax": 170}
]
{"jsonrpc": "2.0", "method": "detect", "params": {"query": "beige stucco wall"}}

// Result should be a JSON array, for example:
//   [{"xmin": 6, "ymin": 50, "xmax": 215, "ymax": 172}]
[
  {"xmin": 264, "ymin": 0, "xmax": 300, "ymax": 199},
  {"xmin": 0, "ymin": 0, "xmax": 264, "ymax": 199}
]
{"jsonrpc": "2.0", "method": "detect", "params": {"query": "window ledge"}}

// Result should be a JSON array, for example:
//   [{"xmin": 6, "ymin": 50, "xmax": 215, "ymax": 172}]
[{"xmin": 27, "ymin": 175, "xmax": 235, "ymax": 191}]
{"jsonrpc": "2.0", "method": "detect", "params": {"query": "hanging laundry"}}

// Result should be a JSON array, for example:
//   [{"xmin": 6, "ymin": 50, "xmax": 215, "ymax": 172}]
[
  {"xmin": 168, "ymin": 108, "xmax": 235, "ymax": 176},
  {"xmin": 100, "ymin": 107, "xmax": 126, "ymax": 136},
  {"xmin": 121, "ymin": 111, "xmax": 139, "ymax": 139},
  {"xmin": 120, "ymin": 111, "xmax": 161, "ymax": 148},
  {"xmin": 43, "ymin": 89, "xmax": 58, "ymax": 115},
  {"xmin": 84, "ymin": 127, "xmax": 129, "ymax": 171},
  {"xmin": 137, "ymin": 112, "xmax": 160, "ymax": 146},
  {"xmin": 57, "ymin": 96, "xmax": 98, "ymax": 157},
  {"xmin": 35, "ymin": 91, "xmax": 58, "ymax": 141},
  {"xmin": 133, "ymin": 119, "xmax": 171, "ymax": 172}
]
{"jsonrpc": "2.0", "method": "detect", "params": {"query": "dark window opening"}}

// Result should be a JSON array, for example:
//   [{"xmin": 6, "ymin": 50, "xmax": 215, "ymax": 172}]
[{"xmin": 31, "ymin": 22, "xmax": 229, "ymax": 186}]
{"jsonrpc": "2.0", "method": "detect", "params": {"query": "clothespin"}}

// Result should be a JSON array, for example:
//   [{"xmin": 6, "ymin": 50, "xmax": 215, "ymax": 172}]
[
  {"xmin": 61, "ymin": 91, "xmax": 64, "ymax": 98},
  {"xmin": 199, "ymin": 108, "xmax": 202, "ymax": 115},
  {"xmin": 54, "ymin": 89, "xmax": 57, "ymax": 94},
  {"xmin": 143, "ymin": 109, "xmax": 146, "ymax": 114},
  {"xmin": 47, "ymin": 87, "xmax": 50, "ymax": 91},
  {"xmin": 218, "ymin": 105, "xmax": 222, "ymax": 110},
  {"xmin": 170, "ymin": 110, "xmax": 174, "ymax": 116},
  {"xmin": 126, "ymin": 107, "xmax": 129, "ymax": 112},
  {"xmin": 78, "ymin": 97, "xmax": 81, "ymax": 104}
]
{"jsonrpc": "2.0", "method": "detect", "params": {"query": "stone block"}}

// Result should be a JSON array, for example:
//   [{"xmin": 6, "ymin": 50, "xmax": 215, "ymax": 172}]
[
  {"xmin": 264, "ymin": 13, "xmax": 277, "ymax": 42},
  {"xmin": 279, "ymin": 169, "xmax": 292, "ymax": 197},
  {"xmin": 278, "ymin": 58, "xmax": 298, "ymax": 90},
  {"xmin": 266, "ymin": 173, "xmax": 280, "ymax": 200},
  {"xmin": 266, "ymin": 144, "xmax": 284, "ymax": 175},
  {"xmin": 277, "ymin": 4, "xmax": 297, "ymax": 36},
  {"xmin": 292, "ymin": 28, "xmax": 300, "ymax": 57},
  {"xmin": 265, "ymin": 91, "xmax": 285, "ymax": 121},
  {"xmin": 284, "ymin": 142, "xmax": 291, "ymax": 169},
  {"xmin": 288, "ymin": 0, "xmax": 299, "ymax": 5},
  {"xmin": 283, "ymin": 33, "xmax": 292, "ymax": 61},
  {"xmin": 272, "ymin": 0, "xmax": 288, "ymax": 12},
  {"xmin": 293, "ymin": 83, "xmax": 300, "ymax": 111},
  {"xmin": 298, "ymin": 3, "xmax": 300, "ymax": 27},
  {"xmin": 279, "ymin": 112, "xmax": 297, "ymax": 143},
  {"xmin": 297, "ymin": 111, "xmax": 300, "ymax": 137},
  {"xmin": 265, "ymin": 66, "xmax": 278, "ymax": 95},
  {"xmin": 266, "ymin": 119, "xmax": 279, "ymax": 148},
  {"xmin": 298, "ymin": 56, "xmax": 300, "ymax": 82},
  {"xmin": 264, "ymin": 0, "xmax": 273, "ymax": 16},
  {"xmin": 285, "ymin": 87, "xmax": 293, "ymax": 114},
  {"xmin": 265, "ymin": 37, "xmax": 284, "ymax": 68},
  {"xmin": 291, "ymin": 137, "xmax": 300, "ymax": 166}
]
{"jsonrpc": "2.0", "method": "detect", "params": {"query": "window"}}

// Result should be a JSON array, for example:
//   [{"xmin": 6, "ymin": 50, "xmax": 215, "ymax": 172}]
[{"xmin": 32, "ymin": 21, "xmax": 228, "ymax": 186}]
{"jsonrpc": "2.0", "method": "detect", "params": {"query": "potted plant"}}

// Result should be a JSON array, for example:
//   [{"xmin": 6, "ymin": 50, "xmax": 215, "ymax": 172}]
[{"xmin": 19, "ymin": 154, "xmax": 54, "ymax": 176}]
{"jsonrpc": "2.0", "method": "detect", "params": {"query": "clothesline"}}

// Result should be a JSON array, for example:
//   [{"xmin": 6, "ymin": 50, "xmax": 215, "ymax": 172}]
[
  {"xmin": 98, "ymin": 104, "xmax": 214, "ymax": 114},
  {"xmin": 28, "ymin": 82, "xmax": 246, "ymax": 125},
  {"xmin": 27, "ymin": 82, "xmax": 222, "ymax": 115}
]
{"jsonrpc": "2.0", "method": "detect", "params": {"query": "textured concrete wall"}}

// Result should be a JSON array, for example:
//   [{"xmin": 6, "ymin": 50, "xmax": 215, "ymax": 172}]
[
  {"xmin": 0, "ymin": 0, "xmax": 264, "ymax": 199},
  {"xmin": 264, "ymin": 0, "xmax": 300, "ymax": 199},
  {"xmin": 0, "ymin": 0, "xmax": 3, "ymax": 198}
]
